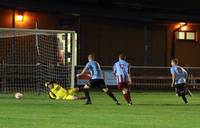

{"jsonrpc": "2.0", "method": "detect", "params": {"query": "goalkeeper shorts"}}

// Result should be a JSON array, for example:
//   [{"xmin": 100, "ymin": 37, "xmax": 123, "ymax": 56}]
[{"xmin": 67, "ymin": 88, "xmax": 76, "ymax": 95}]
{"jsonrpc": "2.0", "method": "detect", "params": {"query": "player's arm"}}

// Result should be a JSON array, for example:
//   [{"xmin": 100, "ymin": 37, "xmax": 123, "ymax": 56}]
[
  {"xmin": 113, "ymin": 64, "xmax": 116, "ymax": 77},
  {"xmin": 171, "ymin": 73, "xmax": 175, "ymax": 87},
  {"xmin": 49, "ymin": 92, "xmax": 56, "ymax": 99},
  {"xmin": 183, "ymin": 69, "xmax": 189, "ymax": 84},
  {"xmin": 170, "ymin": 68, "xmax": 175, "ymax": 87},
  {"xmin": 45, "ymin": 82, "xmax": 56, "ymax": 99},
  {"xmin": 128, "ymin": 63, "xmax": 132, "ymax": 85},
  {"xmin": 76, "ymin": 66, "xmax": 88, "ymax": 78},
  {"xmin": 183, "ymin": 68, "xmax": 188, "ymax": 80}
]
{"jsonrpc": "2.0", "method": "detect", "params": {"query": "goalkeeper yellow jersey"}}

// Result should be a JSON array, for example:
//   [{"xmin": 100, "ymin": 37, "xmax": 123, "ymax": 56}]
[{"xmin": 49, "ymin": 83, "xmax": 76, "ymax": 100}]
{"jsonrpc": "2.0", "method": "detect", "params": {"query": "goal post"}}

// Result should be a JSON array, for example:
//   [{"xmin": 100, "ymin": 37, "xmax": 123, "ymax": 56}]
[
  {"xmin": 71, "ymin": 32, "xmax": 77, "ymax": 88},
  {"xmin": 0, "ymin": 28, "xmax": 77, "ymax": 93}
]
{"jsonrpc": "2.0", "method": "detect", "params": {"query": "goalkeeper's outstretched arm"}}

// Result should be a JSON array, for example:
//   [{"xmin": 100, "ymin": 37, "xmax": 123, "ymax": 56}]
[{"xmin": 49, "ymin": 92, "xmax": 56, "ymax": 99}]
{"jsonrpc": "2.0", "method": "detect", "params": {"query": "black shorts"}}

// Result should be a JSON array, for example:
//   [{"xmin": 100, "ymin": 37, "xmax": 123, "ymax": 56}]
[
  {"xmin": 89, "ymin": 79, "xmax": 107, "ymax": 89},
  {"xmin": 175, "ymin": 83, "xmax": 186, "ymax": 96}
]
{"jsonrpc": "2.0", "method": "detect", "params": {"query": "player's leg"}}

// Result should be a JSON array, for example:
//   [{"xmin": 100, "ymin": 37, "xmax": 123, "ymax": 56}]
[
  {"xmin": 187, "ymin": 89, "xmax": 192, "ymax": 97},
  {"xmin": 67, "ymin": 88, "xmax": 87, "ymax": 100},
  {"xmin": 122, "ymin": 88, "xmax": 132, "ymax": 105},
  {"xmin": 72, "ymin": 96, "xmax": 87, "ymax": 100},
  {"xmin": 83, "ymin": 80, "xmax": 93, "ymax": 105},
  {"xmin": 127, "ymin": 88, "xmax": 132, "ymax": 105},
  {"xmin": 102, "ymin": 87, "xmax": 121, "ymax": 105},
  {"xmin": 176, "ymin": 85, "xmax": 181, "ymax": 96},
  {"xmin": 175, "ymin": 87, "xmax": 179, "ymax": 96},
  {"xmin": 184, "ymin": 86, "xmax": 192, "ymax": 97},
  {"xmin": 76, "ymin": 85, "xmax": 91, "ymax": 104},
  {"xmin": 98, "ymin": 79, "xmax": 120, "ymax": 105},
  {"xmin": 178, "ymin": 84, "xmax": 188, "ymax": 104},
  {"xmin": 65, "ymin": 95, "xmax": 84, "ymax": 100},
  {"xmin": 181, "ymin": 84, "xmax": 188, "ymax": 104},
  {"xmin": 181, "ymin": 95, "xmax": 188, "ymax": 104},
  {"xmin": 118, "ymin": 83, "xmax": 132, "ymax": 105}
]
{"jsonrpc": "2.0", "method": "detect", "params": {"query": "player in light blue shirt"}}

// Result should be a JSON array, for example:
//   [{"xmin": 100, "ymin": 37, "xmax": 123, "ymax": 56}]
[
  {"xmin": 77, "ymin": 54, "xmax": 120, "ymax": 105},
  {"xmin": 113, "ymin": 53, "xmax": 133, "ymax": 106},
  {"xmin": 85, "ymin": 60, "xmax": 103, "ymax": 80},
  {"xmin": 170, "ymin": 65, "xmax": 187, "ymax": 85},
  {"xmin": 170, "ymin": 59, "xmax": 192, "ymax": 104}
]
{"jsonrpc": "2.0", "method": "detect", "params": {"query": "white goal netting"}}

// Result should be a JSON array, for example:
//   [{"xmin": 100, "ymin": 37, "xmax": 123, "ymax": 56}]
[{"xmin": 0, "ymin": 28, "xmax": 77, "ymax": 93}]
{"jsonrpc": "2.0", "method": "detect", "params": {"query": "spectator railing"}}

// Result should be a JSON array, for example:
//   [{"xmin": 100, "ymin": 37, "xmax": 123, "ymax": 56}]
[{"xmin": 76, "ymin": 66, "xmax": 200, "ymax": 90}]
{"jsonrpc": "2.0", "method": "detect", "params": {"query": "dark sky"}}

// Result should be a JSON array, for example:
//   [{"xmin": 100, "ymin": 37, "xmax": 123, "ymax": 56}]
[{"xmin": 1, "ymin": 0, "xmax": 200, "ymax": 22}]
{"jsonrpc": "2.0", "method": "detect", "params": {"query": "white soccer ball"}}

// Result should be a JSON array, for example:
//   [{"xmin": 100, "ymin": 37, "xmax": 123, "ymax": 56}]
[{"xmin": 15, "ymin": 92, "xmax": 23, "ymax": 99}]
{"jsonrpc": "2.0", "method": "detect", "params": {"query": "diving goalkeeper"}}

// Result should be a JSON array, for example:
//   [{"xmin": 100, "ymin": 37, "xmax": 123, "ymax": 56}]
[{"xmin": 45, "ymin": 80, "xmax": 88, "ymax": 101}]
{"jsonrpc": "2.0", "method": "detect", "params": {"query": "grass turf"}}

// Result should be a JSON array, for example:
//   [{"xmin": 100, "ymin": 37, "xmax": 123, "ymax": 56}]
[{"xmin": 0, "ymin": 91, "xmax": 199, "ymax": 128}]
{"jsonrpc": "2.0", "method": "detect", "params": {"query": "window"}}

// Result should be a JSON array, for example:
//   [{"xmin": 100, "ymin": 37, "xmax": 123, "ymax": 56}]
[
  {"xmin": 186, "ymin": 32, "xmax": 195, "ymax": 40},
  {"xmin": 176, "ymin": 31, "xmax": 196, "ymax": 41},
  {"xmin": 177, "ymin": 32, "xmax": 185, "ymax": 40}
]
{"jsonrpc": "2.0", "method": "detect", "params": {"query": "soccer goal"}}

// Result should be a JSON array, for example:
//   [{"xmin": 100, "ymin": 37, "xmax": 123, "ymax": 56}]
[{"xmin": 0, "ymin": 28, "xmax": 77, "ymax": 93}]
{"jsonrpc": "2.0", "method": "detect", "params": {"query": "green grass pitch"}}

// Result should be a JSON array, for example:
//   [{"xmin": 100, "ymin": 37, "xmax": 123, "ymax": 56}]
[{"xmin": 0, "ymin": 91, "xmax": 199, "ymax": 128}]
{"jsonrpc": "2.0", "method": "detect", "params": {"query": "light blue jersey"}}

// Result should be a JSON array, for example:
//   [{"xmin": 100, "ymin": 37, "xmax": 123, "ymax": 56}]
[
  {"xmin": 113, "ymin": 59, "xmax": 130, "ymax": 83},
  {"xmin": 85, "ymin": 61, "xmax": 103, "ymax": 79},
  {"xmin": 170, "ymin": 65, "xmax": 188, "ymax": 85}
]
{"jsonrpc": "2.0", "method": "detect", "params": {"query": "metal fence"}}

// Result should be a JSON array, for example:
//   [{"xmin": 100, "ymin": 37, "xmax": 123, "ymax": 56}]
[
  {"xmin": 0, "ymin": 65, "xmax": 200, "ymax": 93},
  {"xmin": 76, "ymin": 66, "xmax": 200, "ymax": 90}
]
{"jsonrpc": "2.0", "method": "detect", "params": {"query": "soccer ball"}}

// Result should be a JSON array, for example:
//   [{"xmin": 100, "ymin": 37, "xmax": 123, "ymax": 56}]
[{"xmin": 15, "ymin": 92, "xmax": 23, "ymax": 99}]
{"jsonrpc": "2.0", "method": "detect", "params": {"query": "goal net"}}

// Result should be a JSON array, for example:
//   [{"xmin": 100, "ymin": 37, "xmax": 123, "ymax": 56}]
[{"xmin": 0, "ymin": 28, "xmax": 77, "ymax": 93}]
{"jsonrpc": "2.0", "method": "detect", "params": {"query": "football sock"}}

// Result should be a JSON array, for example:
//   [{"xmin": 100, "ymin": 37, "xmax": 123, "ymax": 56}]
[
  {"xmin": 186, "ymin": 89, "xmax": 192, "ymax": 97},
  {"xmin": 78, "ymin": 87, "xmax": 86, "ymax": 92},
  {"xmin": 77, "ymin": 96, "xmax": 87, "ymax": 100},
  {"xmin": 123, "ymin": 92, "xmax": 131, "ymax": 104},
  {"xmin": 181, "ymin": 95, "xmax": 188, "ymax": 104},
  {"xmin": 84, "ymin": 88, "xmax": 91, "ymax": 102},
  {"xmin": 106, "ymin": 90, "xmax": 119, "ymax": 103},
  {"xmin": 127, "ymin": 91, "xmax": 132, "ymax": 103},
  {"xmin": 78, "ymin": 87, "xmax": 91, "ymax": 102}
]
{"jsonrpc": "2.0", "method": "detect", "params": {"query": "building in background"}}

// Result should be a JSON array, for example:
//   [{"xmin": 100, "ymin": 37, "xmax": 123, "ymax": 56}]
[{"xmin": 0, "ymin": 0, "xmax": 200, "ymax": 66}]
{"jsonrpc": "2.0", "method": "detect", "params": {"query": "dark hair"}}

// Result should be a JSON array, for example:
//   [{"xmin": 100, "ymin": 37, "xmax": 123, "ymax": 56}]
[
  {"xmin": 171, "ymin": 58, "xmax": 178, "ymax": 64},
  {"xmin": 119, "ymin": 53, "xmax": 126, "ymax": 60},
  {"xmin": 49, "ymin": 80, "xmax": 58, "ymax": 84}
]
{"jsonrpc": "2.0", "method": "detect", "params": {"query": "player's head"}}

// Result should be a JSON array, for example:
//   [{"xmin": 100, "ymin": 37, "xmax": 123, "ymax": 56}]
[
  {"xmin": 171, "ymin": 58, "xmax": 178, "ymax": 66},
  {"xmin": 45, "ymin": 82, "xmax": 53, "ymax": 89},
  {"xmin": 88, "ymin": 54, "xmax": 95, "ymax": 61},
  {"xmin": 48, "ymin": 83, "xmax": 54, "ymax": 89},
  {"xmin": 119, "ymin": 53, "xmax": 126, "ymax": 60}
]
